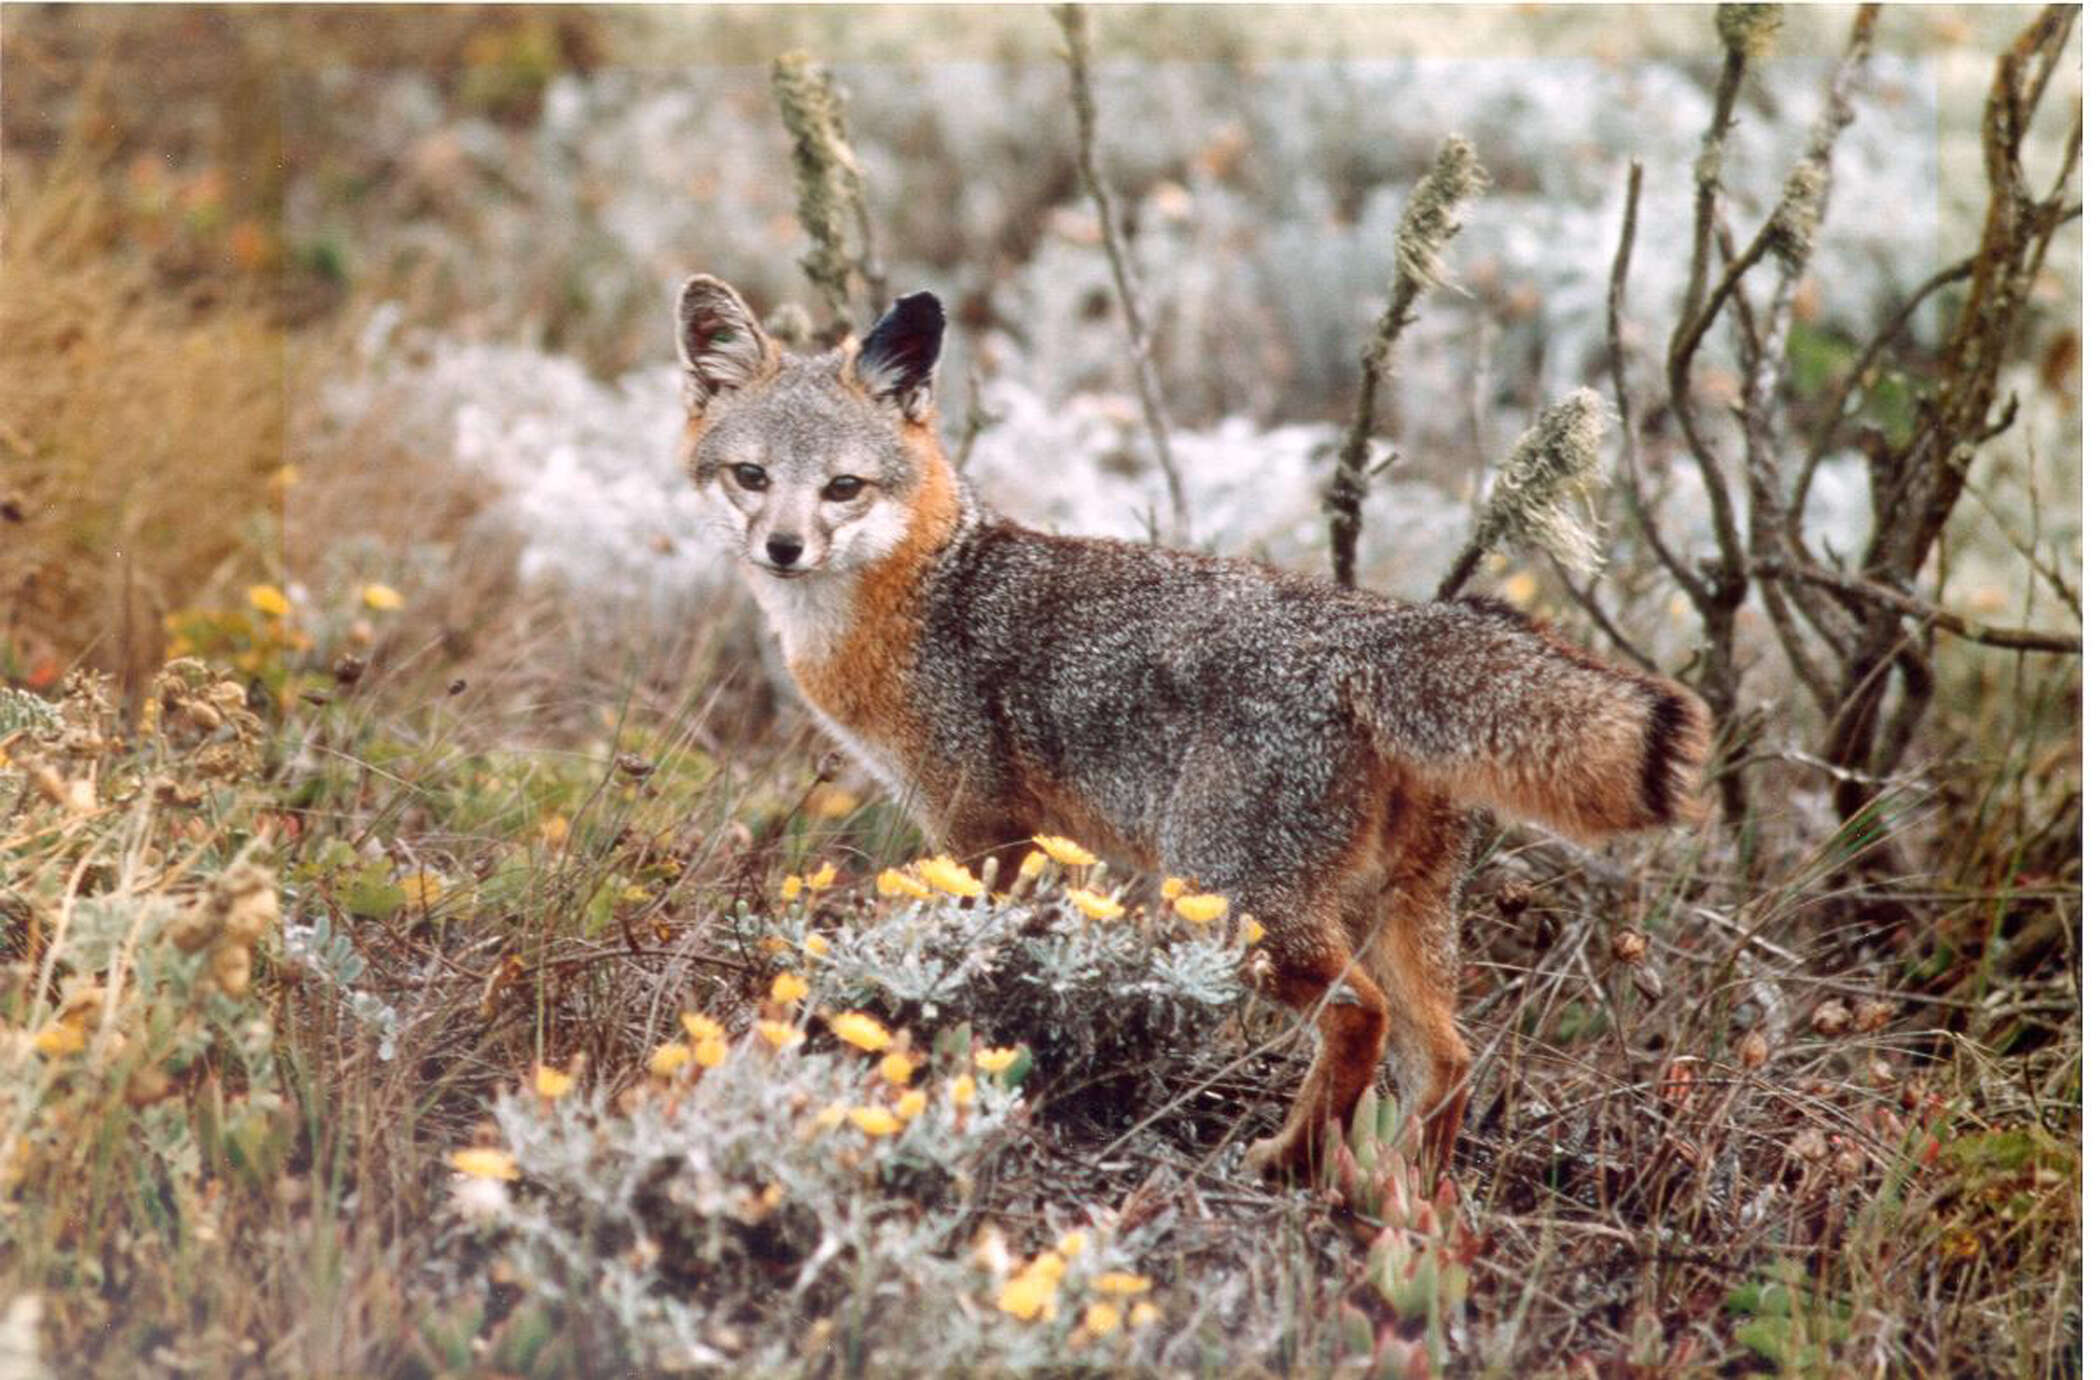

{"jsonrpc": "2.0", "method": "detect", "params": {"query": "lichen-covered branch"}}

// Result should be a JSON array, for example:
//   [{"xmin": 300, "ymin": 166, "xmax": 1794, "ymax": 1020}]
[
  {"xmin": 1739, "ymin": 5, "xmax": 1881, "ymax": 718},
  {"xmin": 1819, "ymin": 3, "xmax": 2079, "ymax": 822},
  {"xmin": 1054, "ymin": 4, "xmax": 1189, "ymax": 546},
  {"xmin": 772, "ymin": 53, "xmax": 880, "ymax": 340},
  {"xmin": 1329, "ymin": 134, "xmax": 1487, "ymax": 588}
]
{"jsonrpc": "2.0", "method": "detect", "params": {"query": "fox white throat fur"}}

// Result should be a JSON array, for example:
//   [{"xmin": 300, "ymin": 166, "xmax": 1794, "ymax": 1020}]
[{"xmin": 673, "ymin": 273, "xmax": 1712, "ymax": 1181}]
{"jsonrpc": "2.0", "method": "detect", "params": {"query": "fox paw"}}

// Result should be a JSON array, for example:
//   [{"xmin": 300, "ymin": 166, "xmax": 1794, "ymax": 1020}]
[{"xmin": 1244, "ymin": 1129, "xmax": 1318, "ymax": 1181}]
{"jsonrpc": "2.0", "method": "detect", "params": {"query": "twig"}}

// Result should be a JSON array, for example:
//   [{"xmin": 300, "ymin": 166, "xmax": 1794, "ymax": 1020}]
[
  {"xmin": 1741, "ymin": 6, "xmax": 1882, "ymax": 719},
  {"xmin": 1607, "ymin": 161, "xmax": 1706, "ymax": 606},
  {"xmin": 1329, "ymin": 133, "xmax": 1487, "ymax": 588},
  {"xmin": 1054, "ymin": 4, "xmax": 1189, "ymax": 546},
  {"xmin": 951, "ymin": 359, "xmax": 998, "ymax": 474},
  {"xmin": 1798, "ymin": 258, "xmax": 1975, "ymax": 490},
  {"xmin": 1547, "ymin": 556, "xmax": 1659, "ymax": 675},
  {"xmin": 1752, "ymin": 559, "xmax": 2079, "ymax": 655}
]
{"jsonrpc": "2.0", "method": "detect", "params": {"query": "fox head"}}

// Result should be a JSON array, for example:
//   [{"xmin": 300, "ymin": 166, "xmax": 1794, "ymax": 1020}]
[{"xmin": 674, "ymin": 276, "xmax": 949, "ymax": 589}]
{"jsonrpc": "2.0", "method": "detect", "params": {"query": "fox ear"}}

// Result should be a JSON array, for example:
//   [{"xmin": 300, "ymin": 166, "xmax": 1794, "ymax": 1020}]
[
  {"xmin": 675, "ymin": 275, "xmax": 772, "ymax": 413},
  {"xmin": 855, "ymin": 292, "xmax": 944, "ymax": 421}
]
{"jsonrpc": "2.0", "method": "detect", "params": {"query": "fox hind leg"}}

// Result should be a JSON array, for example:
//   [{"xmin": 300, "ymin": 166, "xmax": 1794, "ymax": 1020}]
[
  {"xmin": 1361, "ymin": 788, "xmax": 1474, "ymax": 1176},
  {"xmin": 1243, "ymin": 911, "xmax": 1390, "ymax": 1180}
]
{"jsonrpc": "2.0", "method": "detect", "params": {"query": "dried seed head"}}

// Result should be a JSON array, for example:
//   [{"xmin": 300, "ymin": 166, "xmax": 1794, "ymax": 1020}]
[
  {"xmin": 1855, "ymin": 999, "xmax": 1896, "ymax": 1033},
  {"xmin": 333, "ymin": 654, "xmax": 366, "ymax": 686},
  {"xmin": 1392, "ymin": 134, "xmax": 1490, "ymax": 297},
  {"xmin": 1809, "ymin": 998, "xmax": 1852, "ymax": 1037},
  {"xmin": 1476, "ymin": 388, "xmax": 1608, "ymax": 575},
  {"xmin": 764, "ymin": 302, "xmax": 817, "ymax": 352},
  {"xmin": 1610, "ymin": 929, "xmax": 1649, "ymax": 964},
  {"xmin": 211, "ymin": 941, "xmax": 253, "ymax": 999},
  {"xmin": 1716, "ymin": 4, "xmax": 1783, "ymax": 57},
  {"xmin": 1737, "ymin": 1030, "xmax": 1770, "ymax": 1070},
  {"xmin": 772, "ymin": 52, "xmax": 862, "ymax": 332},
  {"xmin": 616, "ymin": 752, "xmax": 654, "ymax": 779}
]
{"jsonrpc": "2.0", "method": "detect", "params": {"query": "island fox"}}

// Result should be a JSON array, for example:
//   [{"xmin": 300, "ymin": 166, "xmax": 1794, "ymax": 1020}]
[{"xmin": 675, "ymin": 275, "xmax": 1710, "ymax": 1178}]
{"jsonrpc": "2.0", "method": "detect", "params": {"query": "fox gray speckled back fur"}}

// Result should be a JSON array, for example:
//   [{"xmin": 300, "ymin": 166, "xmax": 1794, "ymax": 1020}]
[{"xmin": 675, "ymin": 275, "xmax": 1711, "ymax": 1178}]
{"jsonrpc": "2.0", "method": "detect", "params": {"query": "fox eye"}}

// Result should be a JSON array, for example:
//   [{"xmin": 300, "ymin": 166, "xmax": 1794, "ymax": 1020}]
[
  {"xmin": 821, "ymin": 475, "xmax": 866, "ymax": 502},
  {"xmin": 729, "ymin": 464, "xmax": 768, "ymax": 492}
]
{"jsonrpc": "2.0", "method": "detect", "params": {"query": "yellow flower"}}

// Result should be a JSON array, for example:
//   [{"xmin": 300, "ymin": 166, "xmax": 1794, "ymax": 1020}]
[
  {"xmin": 1017, "ymin": 849, "xmax": 1048, "ymax": 880},
  {"xmin": 400, "ymin": 870, "xmax": 446, "ymax": 909},
  {"xmin": 1083, "ymin": 1300, "xmax": 1122, "ymax": 1338},
  {"xmin": 691, "ymin": 1036, "xmax": 729, "ymax": 1069},
  {"xmin": 1032, "ymin": 835, "xmax": 1098, "ymax": 868},
  {"xmin": 878, "ymin": 1051, "xmax": 915, "ymax": 1086},
  {"xmin": 32, "ymin": 1024, "xmax": 85, "ymax": 1057},
  {"xmin": 449, "ymin": 1148, "xmax": 519, "ymax": 1181},
  {"xmin": 361, "ymin": 582, "xmax": 404, "ymax": 611},
  {"xmin": 950, "ymin": 1073, "xmax": 976, "ymax": 1107},
  {"xmin": 1501, "ymin": 570, "xmax": 1539, "ymax": 604},
  {"xmin": 896, "ymin": 1089, "xmax": 927, "ymax": 1120},
  {"xmin": 247, "ymin": 584, "xmax": 290, "ymax": 617},
  {"xmin": 974, "ymin": 1047, "xmax": 1020, "ymax": 1075},
  {"xmin": 1025, "ymin": 1250, "xmax": 1067, "ymax": 1283},
  {"xmin": 807, "ymin": 784, "xmax": 859, "ymax": 820},
  {"xmin": 848, "ymin": 1105, "xmax": 903, "ymax": 1137},
  {"xmin": 803, "ymin": 933, "xmax": 831, "ymax": 958},
  {"xmin": 538, "ymin": 814, "xmax": 569, "ymax": 847},
  {"xmin": 682, "ymin": 1012, "xmax": 726, "ymax": 1043},
  {"xmin": 813, "ymin": 1102, "xmax": 847, "ymax": 1131},
  {"xmin": 532, "ymin": 1064, "xmax": 574, "ymax": 1099},
  {"xmin": 1242, "ymin": 919, "xmax": 1266, "ymax": 945},
  {"xmin": 997, "ymin": 1269, "xmax": 1057, "ymax": 1322},
  {"xmin": 915, "ymin": 855, "xmax": 985, "ymax": 899},
  {"xmin": 830, "ymin": 1011, "xmax": 893, "ymax": 1053},
  {"xmin": 1066, "ymin": 887, "xmax": 1126, "ymax": 921},
  {"xmin": 770, "ymin": 973, "xmax": 811, "ymax": 1005},
  {"xmin": 756, "ymin": 1019, "xmax": 804, "ymax": 1050},
  {"xmin": 1173, "ymin": 892, "xmax": 1229, "ymax": 924},
  {"xmin": 1160, "ymin": 875, "xmax": 1190, "ymax": 900},
  {"xmin": 1057, "ymin": 1230, "xmax": 1088, "ymax": 1259},
  {"xmin": 780, "ymin": 874, "xmax": 804, "ymax": 902},
  {"xmin": 1091, "ymin": 1271, "xmax": 1152, "ymax": 1296},
  {"xmin": 804, "ymin": 861, "xmax": 838, "ymax": 892},
  {"xmin": 1129, "ymin": 1300, "xmax": 1161, "ymax": 1329},
  {"xmin": 876, "ymin": 868, "xmax": 936, "ymax": 902},
  {"xmin": 646, "ymin": 1041, "xmax": 691, "ymax": 1077}
]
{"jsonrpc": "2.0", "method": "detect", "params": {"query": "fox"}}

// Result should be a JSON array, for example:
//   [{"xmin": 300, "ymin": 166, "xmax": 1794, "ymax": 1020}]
[{"xmin": 674, "ymin": 274, "xmax": 1710, "ymax": 1178}]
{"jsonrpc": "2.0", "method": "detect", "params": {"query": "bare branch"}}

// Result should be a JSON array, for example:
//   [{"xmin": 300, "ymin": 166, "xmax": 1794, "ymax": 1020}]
[
  {"xmin": 1330, "ymin": 134, "xmax": 1488, "ymax": 588},
  {"xmin": 1738, "ymin": 5, "xmax": 1882, "ymax": 718},
  {"xmin": 1754, "ymin": 560, "xmax": 2079, "ymax": 655},
  {"xmin": 1606, "ymin": 162, "xmax": 1707, "ymax": 607},
  {"xmin": 1055, "ymin": 4, "xmax": 1189, "ymax": 546},
  {"xmin": 1547, "ymin": 556, "xmax": 1661, "ymax": 675},
  {"xmin": 1797, "ymin": 257, "xmax": 1975, "ymax": 491}
]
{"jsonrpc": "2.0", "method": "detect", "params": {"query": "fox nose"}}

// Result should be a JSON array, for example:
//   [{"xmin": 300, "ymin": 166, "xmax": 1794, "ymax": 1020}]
[{"xmin": 764, "ymin": 534, "xmax": 805, "ymax": 568}]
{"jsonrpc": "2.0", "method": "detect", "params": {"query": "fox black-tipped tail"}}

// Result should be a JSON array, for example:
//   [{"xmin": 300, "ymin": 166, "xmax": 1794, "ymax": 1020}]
[{"xmin": 1348, "ymin": 597, "xmax": 1710, "ymax": 841}]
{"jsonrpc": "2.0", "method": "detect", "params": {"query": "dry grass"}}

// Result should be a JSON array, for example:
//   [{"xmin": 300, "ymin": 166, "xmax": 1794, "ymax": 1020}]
[{"xmin": 0, "ymin": 170, "xmax": 290, "ymax": 692}]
